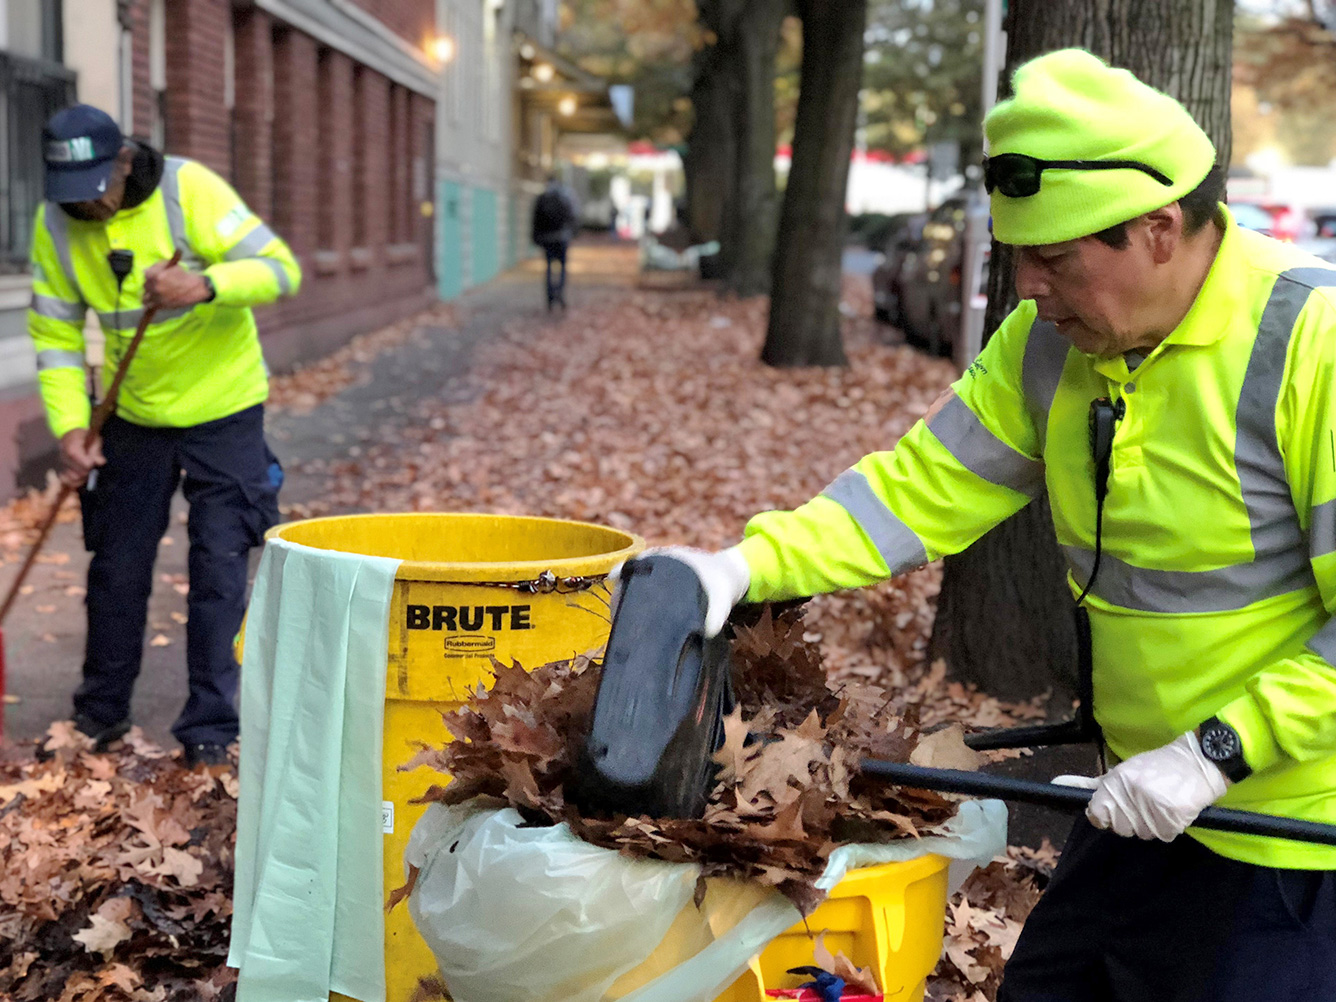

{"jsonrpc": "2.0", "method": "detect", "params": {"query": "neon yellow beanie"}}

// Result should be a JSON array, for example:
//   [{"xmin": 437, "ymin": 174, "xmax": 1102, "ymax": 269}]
[{"xmin": 983, "ymin": 49, "xmax": 1216, "ymax": 246}]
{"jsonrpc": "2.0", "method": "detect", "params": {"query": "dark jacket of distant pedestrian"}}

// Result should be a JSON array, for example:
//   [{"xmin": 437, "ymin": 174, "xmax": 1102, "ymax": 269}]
[
  {"xmin": 532, "ymin": 179, "xmax": 577, "ymax": 310},
  {"xmin": 532, "ymin": 180, "xmax": 577, "ymax": 246}
]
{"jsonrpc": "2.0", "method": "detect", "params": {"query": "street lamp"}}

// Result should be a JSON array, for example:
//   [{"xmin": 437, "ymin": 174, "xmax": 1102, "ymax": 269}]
[{"xmin": 432, "ymin": 35, "xmax": 457, "ymax": 64}]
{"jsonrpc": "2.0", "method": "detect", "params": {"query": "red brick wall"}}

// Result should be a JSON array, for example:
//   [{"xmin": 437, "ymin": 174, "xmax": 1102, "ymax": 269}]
[
  {"xmin": 132, "ymin": 3, "xmax": 437, "ymax": 363},
  {"xmin": 357, "ymin": 70, "xmax": 392, "ymax": 257},
  {"xmin": 271, "ymin": 26, "xmax": 319, "ymax": 258},
  {"xmin": 127, "ymin": 0, "xmax": 153, "ymax": 138},
  {"xmin": 348, "ymin": 0, "xmax": 436, "ymax": 49},
  {"xmin": 231, "ymin": 7, "xmax": 274, "ymax": 221},
  {"xmin": 163, "ymin": 0, "xmax": 231, "ymax": 176},
  {"xmin": 391, "ymin": 84, "xmax": 411, "ymax": 244},
  {"xmin": 320, "ymin": 50, "xmax": 356, "ymax": 255}
]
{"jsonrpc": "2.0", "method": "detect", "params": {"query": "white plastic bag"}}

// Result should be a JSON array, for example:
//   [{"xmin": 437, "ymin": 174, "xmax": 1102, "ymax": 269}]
[{"xmin": 405, "ymin": 799, "xmax": 1007, "ymax": 1002}]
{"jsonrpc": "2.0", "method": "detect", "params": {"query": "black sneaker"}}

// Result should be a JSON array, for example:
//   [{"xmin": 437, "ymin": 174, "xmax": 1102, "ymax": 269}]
[
  {"xmin": 182, "ymin": 742, "xmax": 231, "ymax": 768},
  {"xmin": 71, "ymin": 713, "xmax": 131, "ymax": 750}
]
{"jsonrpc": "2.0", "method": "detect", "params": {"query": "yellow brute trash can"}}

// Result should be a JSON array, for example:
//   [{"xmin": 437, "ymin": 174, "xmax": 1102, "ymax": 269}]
[{"xmin": 262, "ymin": 512, "xmax": 643, "ymax": 1002}]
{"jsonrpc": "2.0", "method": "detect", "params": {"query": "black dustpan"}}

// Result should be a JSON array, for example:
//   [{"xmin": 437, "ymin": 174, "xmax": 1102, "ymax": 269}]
[{"xmin": 570, "ymin": 554, "xmax": 734, "ymax": 819}]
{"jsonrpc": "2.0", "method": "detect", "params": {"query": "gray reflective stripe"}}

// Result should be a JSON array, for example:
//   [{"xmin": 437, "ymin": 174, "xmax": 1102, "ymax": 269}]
[
  {"xmin": 224, "ymin": 224, "xmax": 277, "ymax": 260},
  {"xmin": 1307, "ymin": 617, "xmax": 1336, "ymax": 664},
  {"xmin": 160, "ymin": 157, "xmax": 206, "ymax": 269},
  {"xmin": 43, "ymin": 203, "xmax": 83, "ymax": 302},
  {"xmin": 927, "ymin": 393, "xmax": 1045, "ymax": 496},
  {"xmin": 96, "ymin": 304, "xmax": 195, "ymax": 331},
  {"xmin": 30, "ymin": 293, "xmax": 85, "ymax": 322},
  {"xmin": 160, "ymin": 158, "xmax": 188, "ymax": 255},
  {"xmin": 258, "ymin": 255, "xmax": 292, "ymax": 295},
  {"xmin": 1021, "ymin": 319, "xmax": 1069, "ymax": 449},
  {"xmin": 1312, "ymin": 498, "xmax": 1336, "ymax": 560},
  {"xmin": 822, "ymin": 468, "xmax": 927, "ymax": 575},
  {"xmin": 1064, "ymin": 545, "xmax": 1315, "ymax": 614},
  {"xmin": 1233, "ymin": 268, "xmax": 1334, "ymax": 573},
  {"xmin": 36, "ymin": 348, "xmax": 85, "ymax": 371}
]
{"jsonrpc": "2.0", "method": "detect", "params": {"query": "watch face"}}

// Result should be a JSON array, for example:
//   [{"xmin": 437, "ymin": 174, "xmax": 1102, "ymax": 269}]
[{"xmin": 1202, "ymin": 725, "xmax": 1241, "ymax": 762}]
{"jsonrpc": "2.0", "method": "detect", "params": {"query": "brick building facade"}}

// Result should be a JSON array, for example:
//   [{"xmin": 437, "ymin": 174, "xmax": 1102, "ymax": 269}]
[
  {"xmin": 0, "ymin": 0, "xmax": 439, "ymax": 499},
  {"xmin": 138, "ymin": 0, "xmax": 439, "ymax": 370}
]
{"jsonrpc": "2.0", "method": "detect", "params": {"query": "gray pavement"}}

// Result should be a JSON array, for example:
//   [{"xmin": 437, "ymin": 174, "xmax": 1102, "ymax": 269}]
[{"xmin": 1, "ymin": 241, "xmax": 637, "ymax": 748}]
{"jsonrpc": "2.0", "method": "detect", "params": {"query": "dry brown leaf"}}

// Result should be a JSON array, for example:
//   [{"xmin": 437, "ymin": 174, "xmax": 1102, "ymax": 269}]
[
  {"xmin": 909, "ymin": 723, "xmax": 982, "ymax": 771},
  {"xmin": 710, "ymin": 707, "xmax": 751, "ymax": 784},
  {"xmin": 72, "ymin": 912, "xmax": 133, "ymax": 957}
]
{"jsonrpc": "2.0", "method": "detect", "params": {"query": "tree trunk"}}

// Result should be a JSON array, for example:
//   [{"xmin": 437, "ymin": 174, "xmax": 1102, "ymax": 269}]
[
  {"xmin": 761, "ymin": 0, "xmax": 866, "ymax": 366},
  {"xmin": 932, "ymin": 0, "xmax": 1234, "ymax": 702},
  {"xmin": 717, "ymin": 0, "xmax": 786, "ymax": 296},
  {"xmin": 684, "ymin": 2, "xmax": 735, "ymax": 245}
]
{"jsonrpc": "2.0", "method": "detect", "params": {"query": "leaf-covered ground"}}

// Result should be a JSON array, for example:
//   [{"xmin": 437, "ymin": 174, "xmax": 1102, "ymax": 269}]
[
  {"xmin": 0, "ymin": 727, "xmax": 237, "ymax": 1001},
  {"xmin": 1, "ymin": 251, "xmax": 1051, "ymax": 1000}
]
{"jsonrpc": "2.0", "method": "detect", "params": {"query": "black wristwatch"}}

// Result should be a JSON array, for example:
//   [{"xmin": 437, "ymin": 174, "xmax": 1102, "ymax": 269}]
[{"xmin": 1198, "ymin": 716, "xmax": 1252, "ymax": 783}]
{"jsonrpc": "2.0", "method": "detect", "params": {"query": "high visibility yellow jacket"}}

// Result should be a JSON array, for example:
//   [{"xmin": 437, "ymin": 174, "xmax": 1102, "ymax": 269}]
[
  {"xmin": 28, "ymin": 156, "xmax": 301, "ymax": 439},
  {"xmin": 738, "ymin": 207, "xmax": 1336, "ymax": 868}
]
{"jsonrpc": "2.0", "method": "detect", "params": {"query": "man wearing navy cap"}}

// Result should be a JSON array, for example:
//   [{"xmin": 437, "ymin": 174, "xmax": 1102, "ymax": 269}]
[{"xmin": 29, "ymin": 104, "xmax": 302, "ymax": 766}]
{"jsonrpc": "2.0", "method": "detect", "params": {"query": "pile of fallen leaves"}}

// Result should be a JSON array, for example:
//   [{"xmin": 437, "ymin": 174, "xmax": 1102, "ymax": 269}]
[
  {"xmin": 929, "ymin": 842, "xmax": 1056, "ymax": 1002},
  {"xmin": 0, "ymin": 476, "xmax": 78, "ymax": 557},
  {"xmin": 0, "ymin": 724, "xmax": 238, "ymax": 1002},
  {"xmin": 410, "ymin": 605, "xmax": 973, "ymax": 912}
]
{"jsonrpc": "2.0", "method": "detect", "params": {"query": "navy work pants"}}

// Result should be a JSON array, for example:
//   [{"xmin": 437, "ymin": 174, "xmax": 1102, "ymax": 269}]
[
  {"xmin": 542, "ymin": 240, "xmax": 568, "ymax": 305},
  {"xmin": 75, "ymin": 404, "xmax": 280, "ymax": 745},
  {"xmin": 999, "ymin": 819, "xmax": 1336, "ymax": 1001}
]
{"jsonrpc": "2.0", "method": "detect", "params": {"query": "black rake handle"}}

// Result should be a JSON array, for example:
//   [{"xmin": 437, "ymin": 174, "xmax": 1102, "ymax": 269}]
[{"xmin": 861, "ymin": 759, "xmax": 1336, "ymax": 847}]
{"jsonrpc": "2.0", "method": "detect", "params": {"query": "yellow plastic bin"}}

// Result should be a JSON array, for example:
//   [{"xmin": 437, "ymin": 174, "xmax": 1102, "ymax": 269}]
[
  {"xmin": 261, "ymin": 512, "xmax": 643, "ymax": 1002},
  {"xmin": 608, "ymin": 854, "xmax": 951, "ymax": 1002},
  {"xmin": 729, "ymin": 854, "xmax": 950, "ymax": 1002}
]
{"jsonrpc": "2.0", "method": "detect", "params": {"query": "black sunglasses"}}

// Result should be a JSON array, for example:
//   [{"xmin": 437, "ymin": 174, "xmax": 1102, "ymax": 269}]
[{"xmin": 984, "ymin": 153, "xmax": 1173, "ymax": 197}]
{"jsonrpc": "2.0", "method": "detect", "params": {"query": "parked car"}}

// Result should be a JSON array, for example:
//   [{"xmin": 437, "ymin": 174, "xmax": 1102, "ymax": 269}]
[
  {"xmin": 1309, "ymin": 207, "xmax": 1336, "ymax": 239},
  {"xmin": 1230, "ymin": 201, "xmax": 1278, "ymax": 237},
  {"xmin": 892, "ymin": 193, "xmax": 989, "ymax": 357},
  {"xmin": 871, "ymin": 212, "xmax": 926, "ymax": 327},
  {"xmin": 1231, "ymin": 200, "xmax": 1312, "ymax": 242}
]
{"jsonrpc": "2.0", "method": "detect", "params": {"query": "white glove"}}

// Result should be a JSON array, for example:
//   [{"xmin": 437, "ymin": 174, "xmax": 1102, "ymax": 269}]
[
  {"xmin": 1053, "ymin": 732, "xmax": 1229, "ymax": 842},
  {"xmin": 608, "ymin": 546, "xmax": 751, "ymax": 638}
]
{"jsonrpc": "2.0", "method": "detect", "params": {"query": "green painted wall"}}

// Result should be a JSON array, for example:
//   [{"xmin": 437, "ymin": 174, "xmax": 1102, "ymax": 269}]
[
  {"xmin": 506, "ymin": 193, "xmax": 519, "ymax": 269},
  {"xmin": 438, "ymin": 179, "xmax": 463, "ymax": 301},
  {"xmin": 472, "ymin": 187, "xmax": 499, "ymax": 286}
]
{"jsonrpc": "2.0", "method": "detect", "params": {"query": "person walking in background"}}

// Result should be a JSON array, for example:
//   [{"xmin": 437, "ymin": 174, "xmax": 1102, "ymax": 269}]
[
  {"xmin": 531, "ymin": 174, "xmax": 577, "ymax": 311},
  {"xmin": 29, "ymin": 104, "xmax": 301, "ymax": 766}
]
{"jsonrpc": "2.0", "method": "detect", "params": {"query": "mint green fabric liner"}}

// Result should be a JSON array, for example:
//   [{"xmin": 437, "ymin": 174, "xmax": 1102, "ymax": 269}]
[{"xmin": 228, "ymin": 536, "xmax": 402, "ymax": 1002}]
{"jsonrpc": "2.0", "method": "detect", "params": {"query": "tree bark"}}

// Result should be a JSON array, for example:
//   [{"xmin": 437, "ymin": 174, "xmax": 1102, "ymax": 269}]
[
  {"xmin": 932, "ymin": 0, "xmax": 1234, "ymax": 702},
  {"xmin": 760, "ymin": 0, "xmax": 866, "ymax": 366},
  {"xmin": 716, "ymin": 0, "xmax": 786, "ymax": 296},
  {"xmin": 684, "ymin": 1, "xmax": 735, "ymax": 245}
]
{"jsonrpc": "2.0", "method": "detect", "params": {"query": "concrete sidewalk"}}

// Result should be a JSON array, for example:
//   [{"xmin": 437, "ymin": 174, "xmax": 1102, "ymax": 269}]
[{"xmin": 0, "ymin": 240, "xmax": 641, "ymax": 747}]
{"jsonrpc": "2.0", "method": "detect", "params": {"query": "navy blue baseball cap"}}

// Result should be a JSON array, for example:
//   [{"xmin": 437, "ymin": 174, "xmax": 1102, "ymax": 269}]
[{"xmin": 42, "ymin": 104, "xmax": 124, "ymax": 203}]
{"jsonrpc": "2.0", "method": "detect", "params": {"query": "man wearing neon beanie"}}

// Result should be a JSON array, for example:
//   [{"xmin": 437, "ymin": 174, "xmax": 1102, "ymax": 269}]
[{"xmin": 619, "ymin": 48, "xmax": 1336, "ymax": 996}]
